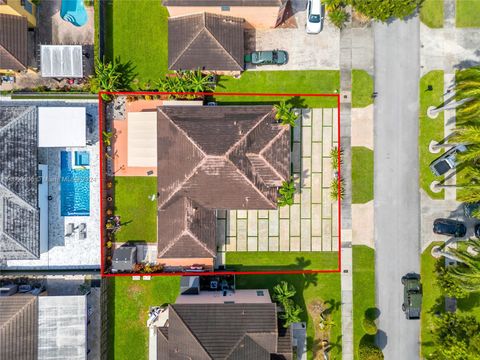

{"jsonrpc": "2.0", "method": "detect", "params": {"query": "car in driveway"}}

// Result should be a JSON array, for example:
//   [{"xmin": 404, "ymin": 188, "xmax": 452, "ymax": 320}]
[
  {"xmin": 429, "ymin": 144, "xmax": 467, "ymax": 176},
  {"xmin": 401, "ymin": 273, "xmax": 422, "ymax": 320},
  {"xmin": 244, "ymin": 50, "xmax": 288, "ymax": 66},
  {"xmin": 306, "ymin": 0, "xmax": 323, "ymax": 34},
  {"xmin": 433, "ymin": 218, "xmax": 467, "ymax": 238},
  {"xmin": 464, "ymin": 202, "xmax": 480, "ymax": 218}
]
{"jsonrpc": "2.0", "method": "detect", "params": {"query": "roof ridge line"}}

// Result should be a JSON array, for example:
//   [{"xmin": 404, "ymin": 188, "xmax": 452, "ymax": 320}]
[
  {"xmin": 169, "ymin": 305, "xmax": 214, "ymax": 359},
  {"xmin": 0, "ymin": 183, "xmax": 37, "ymax": 213},
  {"xmin": 0, "ymin": 296, "xmax": 36, "ymax": 331},
  {"xmin": 0, "ymin": 230, "xmax": 38, "ymax": 259},
  {"xmin": 184, "ymin": 229, "xmax": 216, "ymax": 257},
  {"xmin": 258, "ymin": 122, "xmax": 290, "ymax": 181},
  {"xmin": 247, "ymin": 152, "xmax": 285, "ymax": 185},
  {"xmin": 0, "ymin": 43, "xmax": 27, "ymax": 70},
  {"xmin": 169, "ymin": 14, "xmax": 207, "ymax": 70},
  {"xmin": 203, "ymin": 14, "xmax": 244, "ymax": 69}
]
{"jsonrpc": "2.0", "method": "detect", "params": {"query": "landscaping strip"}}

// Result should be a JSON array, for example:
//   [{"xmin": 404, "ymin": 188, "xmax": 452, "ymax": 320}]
[
  {"xmin": 419, "ymin": 70, "xmax": 445, "ymax": 200},
  {"xmin": 215, "ymin": 71, "xmax": 340, "ymax": 108},
  {"xmin": 225, "ymin": 251, "xmax": 338, "ymax": 271},
  {"xmin": 351, "ymin": 70, "xmax": 374, "ymax": 108},
  {"xmin": 456, "ymin": 0, "xmax": 480, "ymax": 28},
  {"xmin": 351, "ymin": 146, "xmax": 374, "ymax": 204}
]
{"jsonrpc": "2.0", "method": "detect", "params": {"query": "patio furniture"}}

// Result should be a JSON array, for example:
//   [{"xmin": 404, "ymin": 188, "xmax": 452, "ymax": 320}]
[
  {"xmin": 79, "ymin": 231, "xmax": 87, "ymax": 240},
  {"xmin": 78, "ymin": 223, "xmax": 86, "ymax": 232},
  {"xmin": 66, "ymin": 223, "xmax": 75, "ymax": 236}
]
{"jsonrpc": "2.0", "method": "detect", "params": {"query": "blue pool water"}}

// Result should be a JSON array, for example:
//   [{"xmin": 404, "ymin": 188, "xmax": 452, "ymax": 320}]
[
  {"xmin": 61, "ymin": 151, "xmax": 90, "ymax": 216},
  {"xmin": 61, "ymin": 0, "xmax": 88, "ymax": 27}
]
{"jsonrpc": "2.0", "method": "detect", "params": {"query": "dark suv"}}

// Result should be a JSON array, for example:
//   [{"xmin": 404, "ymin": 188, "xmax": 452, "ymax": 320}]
[
  {"xmin": 402, "ymin": 273, "xmax": 422, "ymax": 320},
  {"xmin": 433, "ymin": 218, "xmax": 467, "ymax": 238}
]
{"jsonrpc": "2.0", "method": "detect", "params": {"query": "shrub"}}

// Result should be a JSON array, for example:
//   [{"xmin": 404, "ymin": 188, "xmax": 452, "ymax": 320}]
[
  {"xmin": 329, "ymin": 8, "xmax": 350, "ymax": 29},
  {"xmin": 358, "ymin": 341, "xmax": 384, "ymax": 360},
  {"xmin": 352, "ymin": 0, "xmax": 422, "ymax": 22},
  {"xmin": 362, "ymin": 318, "xmax": 377, "ymax": 335},
  {"xmin": 278, "ymin": 178, "xmax": 296, "ymax": 207}
]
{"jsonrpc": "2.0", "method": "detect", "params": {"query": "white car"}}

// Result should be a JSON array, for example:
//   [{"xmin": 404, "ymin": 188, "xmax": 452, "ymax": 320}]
[{"xmin": 306, "ymin": 0, "xmax": 323, "ymax": 34}]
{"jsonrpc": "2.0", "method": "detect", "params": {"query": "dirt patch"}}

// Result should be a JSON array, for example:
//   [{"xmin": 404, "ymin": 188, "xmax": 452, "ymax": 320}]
[
  {"xmin": 126, "ymin": 284, "xmax": 143, "ymax": 300},
  {"xmin": 307, "ymin": 300, "xmax": 333, "ymax": 360}
]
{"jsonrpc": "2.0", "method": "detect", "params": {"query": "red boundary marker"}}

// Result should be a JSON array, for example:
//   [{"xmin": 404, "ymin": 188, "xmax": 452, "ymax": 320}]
[{"xmin": 98, "ymin": 91, "xmax": 342, "ymax": 277}]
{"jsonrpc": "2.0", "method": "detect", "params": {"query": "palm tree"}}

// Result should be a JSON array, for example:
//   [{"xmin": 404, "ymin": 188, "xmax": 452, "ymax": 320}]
[
  {"xmin": 90, "ymin": 57, "xmax": 123, "ymax": 100},
  {"xmin": 278, "ymin": 178, "xmax": 295, "ymax": 207},
  {"xmin": 328, "ymin": 8, "xmax": 350, "ymax": 29},
  {"xmin": 274, "ymin": 101, "xmax": 298, "ymax": 127},
  {"xmin": 279, "ymin": 302, "xmax": 303, "ymax": 328},
  {"xmin": 455, "ymin": 66, "xmax": 480, "ymax": 122},
  {"xmin": 440, "ymin": 239, "xmax": 480, "ymax": 293},
  {"xmin": 272, "ymin": 281, "xmax": 296, "ymax": 303}
]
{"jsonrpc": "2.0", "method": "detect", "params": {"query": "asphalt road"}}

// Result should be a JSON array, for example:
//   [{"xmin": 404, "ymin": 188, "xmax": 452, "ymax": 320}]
[{"xmin": 373, "ymin": 17, "xmax": 421, "ymax": 359}]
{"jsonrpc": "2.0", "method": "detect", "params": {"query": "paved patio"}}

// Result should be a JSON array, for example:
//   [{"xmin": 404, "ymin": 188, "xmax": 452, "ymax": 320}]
[{"xmin": 217, "ymin": 108, "xmax": 339, "ymax": 253}]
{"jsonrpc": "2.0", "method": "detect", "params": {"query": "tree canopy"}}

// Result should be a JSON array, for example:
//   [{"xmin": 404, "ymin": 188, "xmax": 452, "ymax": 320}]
[{"xmin": 352, "ymin": 0, "xmax": 423, "ymax": 22}]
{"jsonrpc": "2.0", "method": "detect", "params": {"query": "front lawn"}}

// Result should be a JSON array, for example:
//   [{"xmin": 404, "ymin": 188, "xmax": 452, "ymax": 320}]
[
  {"xmin": 235, "ymin": 273, "xmax": 342, "ymax": 360},
  {"xmin": 215, "ymin": 71, "xmax": 340, "ymax": 108},
  {"xmin": 108, "ymin": 277, "xmax": 181, "ymax": 360},
  {"xmin": 114, "ymin": 176, "xmax": 158, "ymax": 243},
  {"xmin": 351, "ymin": 146, "xmax": 374, "ymax": 204},
  {"xmin": 456, "ymin": 0, "xmax": 480, "ymax": 27},
  {"xmin": 104, "ymin": 0, "xmax": 169, "ymax": 87},
  {"xmin": 420, "ymin": 0, "xmax": 444, "ymax": 28},
  {"xmin": 351, "ymin": 70, "xmax": 374, "ymax": 108},
  {"xmin": 352, "ymin": 246, "xmax": 376, "ymax": 360},
  {"xmin": 419, "ymin": 71, "xmax": 445, "ymax": 200},
  {"xmin": 226, "ymin": 251, "xmax": 338, "ymax": 271}
]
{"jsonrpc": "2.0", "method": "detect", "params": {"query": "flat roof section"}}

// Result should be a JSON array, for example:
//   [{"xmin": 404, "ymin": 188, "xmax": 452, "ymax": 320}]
[
  {"xmin": 38, "ymin": 107, "xmax": 86, "ymax": 147},
  {"xmin": 127, "ymin": 112, "xmax": 158, "ymax": 168},
  {"xmin": 40, "ymin": 45, "xmax": 83, "ymax": 78}
]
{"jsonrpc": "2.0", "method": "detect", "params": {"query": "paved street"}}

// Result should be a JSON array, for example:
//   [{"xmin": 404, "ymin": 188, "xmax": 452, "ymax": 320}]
[{"xmin": 374, "ymin": 17, "xmax": 421, "ymax": 360}]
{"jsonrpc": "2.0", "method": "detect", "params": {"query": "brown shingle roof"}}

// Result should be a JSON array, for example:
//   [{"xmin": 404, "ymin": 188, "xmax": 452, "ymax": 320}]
[
  {"xmin": 166, "ymin": 303, "xmax": 280, "ymax": 360},
  {"xmin": 156, "ymin": 105, "xmax": 290, "ymax": 260},
  {"xmin": 0, "ymin": 14, "xmax": 28, "ymax": 71},
  {"xmin": 0, "ymin": 295, "xmax": 38, "ymax": 360},
  {"xmin": 168, "ymin": 13, "xmax": 244, "ymax": 71}
]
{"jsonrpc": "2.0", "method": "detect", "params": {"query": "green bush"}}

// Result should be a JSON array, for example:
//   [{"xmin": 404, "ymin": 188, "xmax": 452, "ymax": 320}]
[
  {"xmin": 362, "ymin": 318, "xmax": 377, "ymax": 335},
  {"xmin": 359, "ymin": 341, "xmax": 384, "ymax": 360}
]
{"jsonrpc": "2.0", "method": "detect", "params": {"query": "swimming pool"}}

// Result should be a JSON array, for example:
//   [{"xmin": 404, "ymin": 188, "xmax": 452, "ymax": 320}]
[{"xmin": 61, "ymin": 151, "xmax": 90, "ymax": 216}]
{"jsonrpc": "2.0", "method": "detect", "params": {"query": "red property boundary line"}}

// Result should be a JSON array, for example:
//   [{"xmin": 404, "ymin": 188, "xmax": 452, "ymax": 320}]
[{"xmin": 98, "ymin": 91, "xmax": 342, "ymax": 277}]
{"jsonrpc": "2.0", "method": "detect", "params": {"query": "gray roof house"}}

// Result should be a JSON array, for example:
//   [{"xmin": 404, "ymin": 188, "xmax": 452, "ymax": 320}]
[
  {"xmin": 0, "ymin": 14, "xmax": 28, "ymax": 71},
  {"xmin": 168, "ymin": 12, "xmax": 245, "ymax": 71},
  {"xmin": 157, "ymin": 303, "xmax": 292, "ymax": 360},
  {"xmin": 156, "ymin": 105, "xmax": 290, "ymax": 264},
  {"xmin": 0, "ymin": 106, "xmax": 40, "ymax": 261},
  {"xmin": 0, "ymin": 294, "xmax": 87, "ymax": 360}
]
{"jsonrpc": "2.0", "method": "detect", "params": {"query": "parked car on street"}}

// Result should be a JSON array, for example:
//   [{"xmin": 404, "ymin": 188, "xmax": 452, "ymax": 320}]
[
  {"xmin": 429, "ymin": 144, "xmax": 467, "ymax": 176},
  {"xmin": 306, "ymin": 0, "xmax": 323, "ymax": 34},
  {"xmin": 401, "ymin": 273, "xmax": 422, "ymax": 320},
  {"xmin": 244, "ymin": 50, "xmax": 288, "ymax": 66},
  {"xmin": 433, "ymin": 218, "xmax": 467, "ymax": 237},
  {"xmin": 464, "ymin": 202, "xmax": 480, "ymax": 218}
]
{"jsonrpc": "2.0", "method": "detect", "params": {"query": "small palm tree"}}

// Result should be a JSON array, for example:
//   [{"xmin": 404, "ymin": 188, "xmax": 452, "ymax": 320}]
[
  {"xmin": 328, "ymin": 8, "xmax": 350, "ymax": 29},
  {"xmin": 278, "ymin": 178, "xmax": 296, "ymax": 207},
  {"xmin": 280, "ymin": 302, "xmax": 303, "ymax": 328},
  {"xmin": 274, "ymin": 101, "xmax": 298, "ymax": 127},
  {"xmin": 455, "ymin": 66, "xmax": 480, "ymax": 122},
  {"xmin": 90, "ymin": 57, "xmax": 123, "ymax": 101},
  {"xmin": 102, "ymin": 131, "xmax": 113, "ymax": 146},
  {"xmin": 273, "ymin": 281, "xmax": 296, "ymax": 303},
  {"xmin": 330, "ymin": 177, "xmax": 345, "ymax": 200}
]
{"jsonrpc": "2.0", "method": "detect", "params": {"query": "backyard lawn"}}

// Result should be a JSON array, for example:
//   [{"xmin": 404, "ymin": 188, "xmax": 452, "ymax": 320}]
[
  {"xmin": 419, "ymin": 71, "xmax": 445, "ymax": 200},
  {"xmin": 235, "ymin": 273, "xmax": 342, "ymax": 360},
  {"xmin": 352, "ymin": 246, "xmax": 376, "ymax": 360},
  {"xmin": 351, "ymin": 146, "xmax": 374, "ymax": 204},
  {"xmin": 456, "ymin": 0, "xmax": 480, "ymax": 27},
  {"xmin": 226, "ymin": 251, "xmax": 338, "ymax": 271},
  {"xmin": 114, "ymin": 176, "xmax": 157, "ymax": 243},
  {"xmin": 214, "ymin": 71, "xmax": 340, "ymax": 108},
  {"xmin": 351, "ymin": 70, "xmax": 374, "ymax": 108},
  {"xmin": 420, "ymin": 0, "xmax": 444, "ymax": 28},
  {"xmin": 107, "ymin": 277, "xmax": 180, "ymax": 360},
  {"xmin": 104, "ymin": 0, "xmax": 169, "ymax": 86}
]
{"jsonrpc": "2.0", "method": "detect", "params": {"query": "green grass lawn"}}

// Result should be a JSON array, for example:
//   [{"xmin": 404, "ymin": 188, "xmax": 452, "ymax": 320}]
[
  {"xmin": 235, "ymin": 273, "xmax": 342, "ymax": 360},
  {"xmin": 114, "ymin": 176, "xmax": 157, "ymax": 243},
  {"xmin": 214, "ymin": 71, "xmax": 340, "ymax": 108},
  {"xmin": 456, "ymin": 0, "xmax": 480, "ymax": 27},
  {"xmin": 226, "ymin": 251, "xmax": 338, "ymax": 271},
  {"xmin": 108, "ymin": 277, "xmax": 180, "ymax": 360},
  {"xmin": 351, "ymin": 70, "xmax": 373, "ymax": 108},
  {"xmin": 351, "ymin": 146, "xmax": 374, "ymax": 204},
  {"xmin": 419, "ymin": 71, "xmax": 445, "ymax": 200},
  {"xmin": 352, "ymin": 246, "xmax": 376, "ymax": 360},
  {"xmin": 420, "ymin": 0, "xmax": 444, "ymax": 28},
  {"xmin": 104, "ymin": 0, "xmax": 169, "ymax": 87}
]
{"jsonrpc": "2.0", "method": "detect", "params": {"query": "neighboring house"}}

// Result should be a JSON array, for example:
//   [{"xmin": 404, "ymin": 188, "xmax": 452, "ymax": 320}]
[
  {"xmin": 0, "ymin": 294, "xmax": 88, "ymax": 360},
  {"xmin": 0, "ymin": 13, "xmax": 28, "ymax": 71},
  {"xmin": 0, "ymin": 0, "xmax": 36, "ymax": 28},
  {"xmin": 164, "ymin": 0, "xmax": 287, "ymax": 29},
  {"xmin": 156, "ymin": 105, "xmax": 291, "ymax": 269},
  {"xmin": 156, "ymin": 303, "xmax": 292, "ymax": 360},
  {"xmin": 168, "ymin": 12, "xmax": 244, "ymax": 72}
]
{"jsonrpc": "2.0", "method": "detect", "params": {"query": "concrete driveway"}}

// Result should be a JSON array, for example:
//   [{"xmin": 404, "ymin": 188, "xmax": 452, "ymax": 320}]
[
  {"xmin": 246, "ymin": 0, "xmax": 339, "ymax": 70},
  {"xmin": 374, "ymin": 17, "xmax": 421, "ymax": 360}
]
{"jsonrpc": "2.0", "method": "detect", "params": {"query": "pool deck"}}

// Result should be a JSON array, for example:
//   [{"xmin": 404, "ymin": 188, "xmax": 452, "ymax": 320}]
[{"xmin": 5, "ymin": 103, "xmax": 100, "ymax": 270}]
